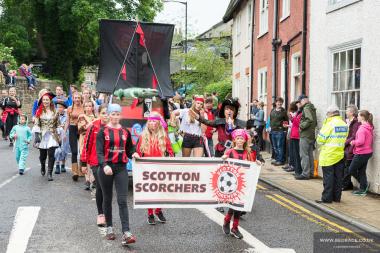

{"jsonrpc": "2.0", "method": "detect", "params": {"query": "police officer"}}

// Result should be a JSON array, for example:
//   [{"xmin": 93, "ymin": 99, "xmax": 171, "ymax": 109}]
[{"xmin": 316, "ymin": 105, "xmax": 348, "ymax": 204}]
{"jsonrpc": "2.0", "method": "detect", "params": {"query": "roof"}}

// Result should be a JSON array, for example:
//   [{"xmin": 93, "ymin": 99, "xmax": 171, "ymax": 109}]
[
  {"xmin": 223, "ymin": 0, "xmax": 243, "ymax": 22},
  {"xmin": 196, "ymin": 20, "xmax": 225, "ymax": 39}
]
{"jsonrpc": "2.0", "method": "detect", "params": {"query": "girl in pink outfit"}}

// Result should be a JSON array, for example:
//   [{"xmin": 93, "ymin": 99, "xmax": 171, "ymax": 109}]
[{"xmin": 348, "ymin": 110, "xmax": 374, "ymax": 196}]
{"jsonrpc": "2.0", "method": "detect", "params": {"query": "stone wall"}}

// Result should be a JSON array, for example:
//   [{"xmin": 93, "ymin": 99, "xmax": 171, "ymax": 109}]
[{"xmin": 0, "ymin": 77, "xmax": 60, "ymax": 119}]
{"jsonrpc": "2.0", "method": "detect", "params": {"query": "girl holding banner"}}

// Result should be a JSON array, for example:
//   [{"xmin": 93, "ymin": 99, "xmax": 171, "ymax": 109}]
[
  {"xmin": 221, "ymin": 129, "xmax": 261, "ymax": 239},
  {"xmin": 133, "ymin": 112, "xmax": 174, "ymax": 225},
  {"xmin": 96, "ymin": 104, "xmax": 136, "ymax": 246},
  {"xmin": 170, "ymin": 96, "xmax": 205, "ymax": 157}
]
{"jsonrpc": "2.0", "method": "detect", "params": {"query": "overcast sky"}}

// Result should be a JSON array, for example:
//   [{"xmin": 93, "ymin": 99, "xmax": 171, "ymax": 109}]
[{"xmin": 155, "ymin": 0, "xmax": 231, "ymax": 37}]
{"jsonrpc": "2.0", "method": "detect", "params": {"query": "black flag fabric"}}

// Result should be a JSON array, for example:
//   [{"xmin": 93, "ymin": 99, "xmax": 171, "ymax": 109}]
[{"xmin": 97, "ymin": 19, "xmax": 175, "ymax": 98}]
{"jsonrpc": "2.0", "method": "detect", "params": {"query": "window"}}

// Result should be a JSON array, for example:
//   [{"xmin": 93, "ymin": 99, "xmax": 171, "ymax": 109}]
[
  {"xmin": 331, "ymin": 47, "xmax": 361, "ymax": 115},
  {"xmin": 259, "ymin": 0, "xmax": 268, "ymax": 36},
  {"xmin": 291, "ymin": 53, "xmax": 301, "ymax": 101},
  {"xmin": 327, "ymin": 0, "xmax": 362, "ymax": 13},
  {"xmin": 235, "ymin": 15, "xmax": 242, "ymax": 53},
  {"xmin": 247, "ymin": 2, "xmax": 252, "ymax": 44},
  {"xmin": 258, "ymin": 67, "xmax": 268, "ymax": 103},
  {"xmin": 281, "ymin": 0, "xmax": 290, "ymax": 20}
]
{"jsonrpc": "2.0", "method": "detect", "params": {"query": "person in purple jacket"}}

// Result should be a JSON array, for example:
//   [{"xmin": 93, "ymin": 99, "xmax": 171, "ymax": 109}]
[
  {"xmin": 348, "ymin": 110, "xmax": 374, "ymax": 196},
  {"xmin": 342, "ymin": 105, "xmax": 361, "ymax": 191}
]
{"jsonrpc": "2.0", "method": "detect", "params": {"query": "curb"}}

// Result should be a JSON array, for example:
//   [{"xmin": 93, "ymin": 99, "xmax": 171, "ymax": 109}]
[{"xmin": 259, "ymin": 177, "xmax": 380, "ymax": 235}]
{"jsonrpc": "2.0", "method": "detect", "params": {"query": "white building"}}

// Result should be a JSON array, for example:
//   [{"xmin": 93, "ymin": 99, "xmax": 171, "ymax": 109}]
[
  {"xmin": 223, "ymin": 0, "xmax": 253, "ymax": 120},
  {"xmin": 310, "ymin": 0, "xmax": 380, "ymax": 193}
]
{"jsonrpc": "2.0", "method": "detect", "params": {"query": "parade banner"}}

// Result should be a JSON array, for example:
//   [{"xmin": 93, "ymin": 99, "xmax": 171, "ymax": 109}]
[{"xmin": 133, "ymin": 157, "xmax": 261, "ymax": 212}]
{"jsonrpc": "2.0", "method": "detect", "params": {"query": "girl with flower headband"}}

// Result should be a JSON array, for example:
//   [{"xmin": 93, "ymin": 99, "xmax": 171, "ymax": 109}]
[
  {"xmin": 221, "ymin": 128, "xmax": 263, "ymax": 239},
  {"xmin": 170, "ymin": 96, "xmax": 205, "ymax": 157},
  {"xmin": 133, "ymin": 111, "xmax": 174, "ymax": 225},
  {"xmin": 78, "ymin": 100, "xmax": 96, "ymax": 191}
]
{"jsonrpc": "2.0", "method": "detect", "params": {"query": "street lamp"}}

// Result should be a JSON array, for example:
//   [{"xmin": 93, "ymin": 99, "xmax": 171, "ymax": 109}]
[{"xmin": 163, "ymin": 0, "xmax": 188, "ymax": 60}]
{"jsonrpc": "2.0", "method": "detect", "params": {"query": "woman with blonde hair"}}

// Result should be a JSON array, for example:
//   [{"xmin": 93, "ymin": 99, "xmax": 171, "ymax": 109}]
[
  {"xmin": 171, "ymin": 96, "xmax": 205, "ymax": 157},
  {"xmin": 133, "ymin": 111, "xmax": 174, "ymax": 225},
  {"xmin": 64, "ymin": 91, "xmax": 84, "ymax": 181}
]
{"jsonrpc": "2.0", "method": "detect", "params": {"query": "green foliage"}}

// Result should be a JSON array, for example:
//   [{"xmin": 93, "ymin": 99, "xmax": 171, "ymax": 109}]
[
  {"xmin": 172, "ymin": 38, "xmax": 232, "ymax": 95},
  {"xmin": 0, "ymin": 43, "xmax": 17, "ymax": 69},
  {"xmin": 0, "ymin": 0, "xmax": 163, "ymax": 85},
  {"xmin": 204, "ymin": 78, "xmax": 232, "ymax": 101}
]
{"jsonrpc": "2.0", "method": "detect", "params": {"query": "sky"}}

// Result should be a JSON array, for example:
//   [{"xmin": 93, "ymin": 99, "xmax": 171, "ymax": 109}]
[{"xmin": 155, "ymin": 0, "xmax": 231, "ymax": 37}]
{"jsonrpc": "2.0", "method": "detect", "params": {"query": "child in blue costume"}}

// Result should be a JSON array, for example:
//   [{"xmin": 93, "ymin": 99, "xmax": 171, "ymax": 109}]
[
  {"xmin": 54, "ymin": 101, "xmax": 70, "ymax": 174},
  {"xmin": 9, "ymin": 114, "xmax": 32, "ymax": 175}
]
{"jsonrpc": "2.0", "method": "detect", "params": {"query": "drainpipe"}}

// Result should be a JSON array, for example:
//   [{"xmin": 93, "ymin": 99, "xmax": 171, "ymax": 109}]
[
  {"xmin": 301, "ymin": 0, "xmax": 308, "ymax": 95},
  {"xmin": 250, "ymin": 0, "xmax": 256, "ymax": 104},
  {"xmin": 282, "ymin": 44, "xmax": 290, "ymax": 110},
  {"xmin": 272, "ymin": 0, "xmax": 281, "ymax": 102}
]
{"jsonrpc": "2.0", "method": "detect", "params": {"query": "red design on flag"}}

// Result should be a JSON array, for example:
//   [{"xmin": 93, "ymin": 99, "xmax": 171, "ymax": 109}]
[
  {"xmin": 131, "ymin": 98, "xmax": 139, "ymax": 109},
  {"xmin": 121, "ymin": 64, "xmax": 127, "ymax": 81},
  {"xmin": 136, "ymin": 23, "xmax": 145, "ymax": 47},
  {"xmin": 152, "ymin": 75, "xmax": 158, "ymax": 89}
]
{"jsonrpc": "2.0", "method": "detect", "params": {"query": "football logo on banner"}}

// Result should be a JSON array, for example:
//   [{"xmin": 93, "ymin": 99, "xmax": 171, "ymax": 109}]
[{"xmin": 211, "ymin": 163, "xmax": 246, "ymax": 203}]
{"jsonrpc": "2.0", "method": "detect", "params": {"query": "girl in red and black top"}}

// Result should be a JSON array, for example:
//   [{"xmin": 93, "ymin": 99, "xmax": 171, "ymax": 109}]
[
  {"xmin": 1, "ymin": 87, "xmax": 21, "ymax": 147},
  {"xmin": 96, "ymin": 104, "xmax": 136, "ymax": 246},
  {"xmin": 80, "ymin": 104, "xmax": 108, "ymax": 227},
  {"xmin": 221, "ymin": 129, "xmax": 262, "ymax": 240},
  {"xmin": 133, "ymin": 112, "xmax": 174, "ymax": 225}
]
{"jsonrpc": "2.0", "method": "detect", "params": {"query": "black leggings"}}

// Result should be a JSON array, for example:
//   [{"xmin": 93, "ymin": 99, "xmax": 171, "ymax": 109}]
[
  {"xmin": 98, "ymin": 164, "xmax": 130, "ymax": 232},
  {"xmin": 68, "ymin": 125, "xmax": 79, "ymax": 163},
  {"xmin": 91, "ymin": 166, "xmax": 103, "ymax": 215},
  {"xmin": 5, "ymin": 113, "xmax": 18, "ymax": 139},
  {"xmin": 40, "ymin": 147, "xmax": 57, "ymax": 173}
]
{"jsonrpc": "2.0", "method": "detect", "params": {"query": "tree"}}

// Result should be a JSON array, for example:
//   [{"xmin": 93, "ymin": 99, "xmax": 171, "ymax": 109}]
[
  {"xmin": 172, "ymin": 38, "xmax": 232, "ymax": 96},
  {"xmin": 0, "ymin": 43, "xmax": 17, "ymax": 69},
  {"xmin": 0, "ymin": 0, "xmax": 163, "ymax": 85}
]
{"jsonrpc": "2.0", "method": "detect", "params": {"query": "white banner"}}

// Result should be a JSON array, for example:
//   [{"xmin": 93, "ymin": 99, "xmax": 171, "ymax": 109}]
[{"xmin": 132, "ymin": 157, "xmax": 261, "ymax": 212}]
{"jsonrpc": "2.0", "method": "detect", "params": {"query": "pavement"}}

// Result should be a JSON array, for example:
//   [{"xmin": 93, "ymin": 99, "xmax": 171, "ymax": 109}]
[
  {"xmin": 260, "ymin": 152, "xmax": 380, "ymax": 234},
  {"xmin": 1, "ymin": 140, "xmax": 380, "ymax": 253}
]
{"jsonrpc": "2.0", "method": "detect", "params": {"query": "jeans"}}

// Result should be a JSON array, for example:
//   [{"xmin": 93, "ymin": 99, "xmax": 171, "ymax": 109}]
[
  {"xmin": 91, "ymin": 166, "xmax": 103, "ymax": 215},
  {"xmin": 98, "ymin": 164, "xmax": 130, "ymax": 232},
  {"xmin": 255, "ymin": 125, "xmax": 264, "ymax": 151},
  {"xmin": 206, "ymin": 138, "xmax": 214, "ymax": 157},
  {"xmin": 349, "ymin": 153, "xmax": 372, "ymax": 191},
  {"xmin": 300, "ymin": 138, "xmax": 315, "ymax": 178},
  {"xmin": 321, "ymin": 159, "xmax": 344, "ymax": 202},
  {"xmin": 289, "ymin": 139, "xmax": 302, "ymax": 175},
  {"xmin": 26, "ymin": 75, "xmax": 36, "ymax": 87},
  {"xmin": 271, "ymin": 131, "xmax": 286, "ymax": 163}
]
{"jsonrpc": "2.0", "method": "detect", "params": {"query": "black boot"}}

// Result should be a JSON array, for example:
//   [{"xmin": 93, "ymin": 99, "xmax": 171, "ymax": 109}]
[
  {"xmin": 60, "ymin": 164, "xmax": 66, "ymax": 173},
  {"xmin": 41, "ymin": 163, "xmax": 46, "ymax": 176},
  {"xmin": 55, "ymin": 164, "xmax": 61, "ymax": 174}
]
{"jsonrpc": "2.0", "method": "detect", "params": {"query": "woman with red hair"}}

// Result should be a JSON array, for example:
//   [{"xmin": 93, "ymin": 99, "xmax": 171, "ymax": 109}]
[{"xmin": 32, "ymin": 91, "xmax": 60, "ymax": 181}]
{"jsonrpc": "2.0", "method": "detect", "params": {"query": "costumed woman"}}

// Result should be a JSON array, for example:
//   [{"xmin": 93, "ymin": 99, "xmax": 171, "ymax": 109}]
[
  {"xmin": 170, "ymin": 96, "xmax": 205, "ymax": 157},
  {"xmin": 78, "ymin": 100, "xmax": 96, "ymax": 190},
  {"xmin": 32, "ymin": 91, "xmax": 60, "ymax": 181}
]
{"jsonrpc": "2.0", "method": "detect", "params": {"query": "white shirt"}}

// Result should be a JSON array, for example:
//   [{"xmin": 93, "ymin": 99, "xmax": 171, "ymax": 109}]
[{"xmin": 176, "ymin": 108, "xmax": 202, "ymax": 136}]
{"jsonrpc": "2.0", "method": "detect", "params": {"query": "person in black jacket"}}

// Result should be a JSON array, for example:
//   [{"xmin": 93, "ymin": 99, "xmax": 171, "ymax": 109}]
[
  {"xmin": 96, "ymin": 103, "xmax": 136, "ymax": 246},
  {"xmin": 1, "ymin": 87, "xmax": 22, "ymax": 146}
]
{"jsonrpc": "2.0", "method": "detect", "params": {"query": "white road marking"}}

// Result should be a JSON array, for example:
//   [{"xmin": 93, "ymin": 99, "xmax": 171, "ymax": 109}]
[
  {"xmin": 6, "ymin": 206, "xmax": 41, "ymax": 253},
  {"xmin": 0, "ymin": 168, "xmax": 31, "ymax": 189},
  {"xmin": 198, "ymin": 208, "xmax": 296, "ymax": 253}
]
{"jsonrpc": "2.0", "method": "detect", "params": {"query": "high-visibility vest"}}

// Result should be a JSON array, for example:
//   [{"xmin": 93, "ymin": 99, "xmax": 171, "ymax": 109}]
[{"xmin": 317, "ymin": 116, "xmax": 348, "ymax": 166}]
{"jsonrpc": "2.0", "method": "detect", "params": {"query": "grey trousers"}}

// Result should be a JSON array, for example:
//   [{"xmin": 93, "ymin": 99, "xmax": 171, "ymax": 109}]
[{"xmin": 300, "ymin": 138, "xmax": 315, "ymax": 178}]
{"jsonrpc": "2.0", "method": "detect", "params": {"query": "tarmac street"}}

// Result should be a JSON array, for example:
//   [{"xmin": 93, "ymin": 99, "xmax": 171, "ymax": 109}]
[{"xmin": 0, "ymin": 141, "xmax": 379, "ymax": 253}]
